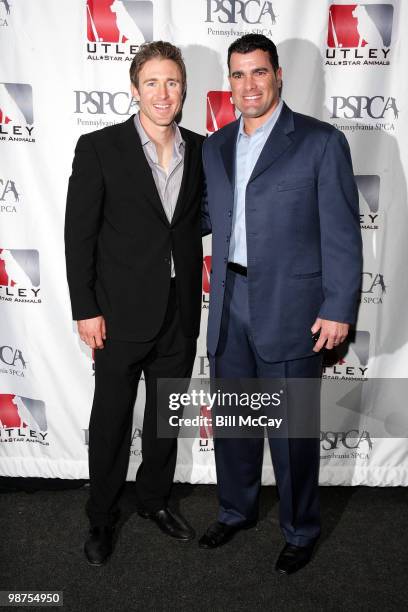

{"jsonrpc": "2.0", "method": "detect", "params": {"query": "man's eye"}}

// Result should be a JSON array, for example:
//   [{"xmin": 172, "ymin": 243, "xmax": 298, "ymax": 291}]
[{"xmin": 255, "ymin": 70, "xmax": 267, "ymax": 76}]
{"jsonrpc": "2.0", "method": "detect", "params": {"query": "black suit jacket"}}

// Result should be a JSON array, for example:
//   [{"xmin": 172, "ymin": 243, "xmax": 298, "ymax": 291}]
[{"xmin": 65, "ymin": 115, "xmax": 204, "ymax": 341}]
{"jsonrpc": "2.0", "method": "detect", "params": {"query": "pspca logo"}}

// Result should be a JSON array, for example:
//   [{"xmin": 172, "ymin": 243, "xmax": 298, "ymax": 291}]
[
  {"xmin": 320, "ymin": 429, "xmax": 372, "ymax": 461},
  {"xmin": 0, "ymin": 249, "xmax": 41, "ymax": 304},
  {"xmin": 74, "ymin": 89, "xmax": 137, "ymax": 130},
  {"xmin": 83, "ymin": 425, "xmax": 142, "ymax": 457},
  {"xmin": 207, "ymin": 92, "xmax": 237, "ymax": 134},
  {"xmin": 0, "ymin": 83, "xmax": 35, "ymax": 143},
  {"xmin": 129, "ymin": 426, "xmax": 142, "ymax": 457},
  {"xmin": 195, "ymin": 353, "xmax": 210, "ymax": 378},
  {"xmin": 205, "ymin": 0, "xmax": 277, "ymax": 37},
  {"xmin": 86, "ymin": 0, "xmax": 153, "ymax": 62},
  {"xmin": 202, "ymin": 255, "xmax": 211, "ymax": 309},
  {"xmin": 0, "ymin": 394, "xmax": 49, "ymax": 445},
  {"xmin": 326, "ymin": 3, "xmax": 394, "ymax": 66},
  {"xmin": 0, "ymin": 177, "xmax": 21, "ymax": 214},
  {"xmin": 0, "ymin": 0, "xmax": 10, "ymax": 27},
  {"xmin": 330, "ymin": 95, "xmax": 398, "ymax": 132},
  {"xmin": 356, "ymin": 175, "xmax": 380, "ymax": 230},
  {"xmin": 323, "ymin": 330, "xmax": 370, "ymax": 381},
  {"xmin": 0, "ymin": 345, "xmax": 28, "ymax": 378},
  {"xmin": 361, "ymin": 272, "xmax": 386, "ymax": 304}
]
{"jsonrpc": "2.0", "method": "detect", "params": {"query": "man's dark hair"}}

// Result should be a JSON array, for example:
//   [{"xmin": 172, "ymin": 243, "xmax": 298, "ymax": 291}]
[{"xmin": 227, "ymin": 34, "xmax": 279, "ymax": 73}]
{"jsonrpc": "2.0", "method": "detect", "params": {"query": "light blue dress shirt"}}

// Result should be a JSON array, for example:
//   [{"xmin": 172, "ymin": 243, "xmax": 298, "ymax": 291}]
[{"xmin": 229, "ymin": 99, "xmax": 284, "ymax": 267}]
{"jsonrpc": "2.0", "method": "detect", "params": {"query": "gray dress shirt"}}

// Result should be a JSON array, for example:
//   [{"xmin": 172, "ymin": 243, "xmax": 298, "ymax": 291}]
[{"xmin": 134, "ymin": 112, "xmax": 185, "ymax": 277}]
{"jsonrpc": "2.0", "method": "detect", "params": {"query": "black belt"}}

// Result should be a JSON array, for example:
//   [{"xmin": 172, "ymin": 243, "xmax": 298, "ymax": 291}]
[{"xmin": 227, "ymin": 262, "xmax": 247, "ymax": 276}]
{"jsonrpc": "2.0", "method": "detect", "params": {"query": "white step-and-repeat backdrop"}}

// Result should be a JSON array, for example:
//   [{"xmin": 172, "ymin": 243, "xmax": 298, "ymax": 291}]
[{"xmin": 1, "ymin": 0, "xmax": 407, "ymax": 485}]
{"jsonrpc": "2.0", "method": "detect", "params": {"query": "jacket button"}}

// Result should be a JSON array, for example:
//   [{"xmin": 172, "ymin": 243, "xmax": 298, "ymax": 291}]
[
  {"xmin": 228, "ymin": 211, "xmax": 232, "ymax": 217},
  {"xmin": 222, "ymin": 281, "xmax": 225, "ymax": 287}
]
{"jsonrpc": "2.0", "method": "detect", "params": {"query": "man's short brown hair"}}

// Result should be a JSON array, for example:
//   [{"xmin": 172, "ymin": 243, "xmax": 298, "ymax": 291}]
[{"xmin": 129, "ymin": 41, "xmax": 186, "ymax": 93}]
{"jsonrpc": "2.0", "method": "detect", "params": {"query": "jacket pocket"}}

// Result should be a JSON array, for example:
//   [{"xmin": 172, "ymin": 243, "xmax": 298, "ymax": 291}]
[
  {"xmin": 277, "ymin": 178, "xmax": 314, "ymax": 192},
  {"xmin": 291, "ymin": 271, "xmax": 322, "ymax": 279}
]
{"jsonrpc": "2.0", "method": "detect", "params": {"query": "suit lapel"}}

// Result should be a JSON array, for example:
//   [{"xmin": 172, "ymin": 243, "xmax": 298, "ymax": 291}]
[
  {"xmin": 115, "ymin": 115, "xmax": 169, "ymax": 225},
  {"xmin": 171, "ymin": 129, "xmax": 192, "ymax": 226},
  {"xmin": 248, "ymin": 102, "xmax": 295, "ymax": 184},
  {"xmin": 219, "ymin": 120, "xmax": 240, "ymax": 191}
]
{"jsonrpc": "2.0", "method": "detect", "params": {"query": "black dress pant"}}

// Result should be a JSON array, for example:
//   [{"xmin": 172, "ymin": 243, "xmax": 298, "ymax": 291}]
[{"xmin": 87, "ymin": 281, "xmax": 196, "ymax": 527}]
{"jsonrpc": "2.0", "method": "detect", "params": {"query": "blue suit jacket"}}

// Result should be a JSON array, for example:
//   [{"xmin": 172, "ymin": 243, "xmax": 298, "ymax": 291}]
[{"xmin": 202, "ymin": 102, "xmax": 362, "ymax": 362}]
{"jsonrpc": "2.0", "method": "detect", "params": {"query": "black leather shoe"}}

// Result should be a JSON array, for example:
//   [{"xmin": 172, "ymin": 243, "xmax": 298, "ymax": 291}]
[
  {"xmin": 84, "ymin": 526, "xmax": 114, "ymax": 566},
  {"xmin": 138, "ymin": 507, "xmax": 195, "ymax": 541},
  {"xmin": 198, "ymin": 520, "xmax": 255, "ymax": 549},
  {"xmin": 275, "ymin": 542, "xmax": 315, "ymax": 575}
]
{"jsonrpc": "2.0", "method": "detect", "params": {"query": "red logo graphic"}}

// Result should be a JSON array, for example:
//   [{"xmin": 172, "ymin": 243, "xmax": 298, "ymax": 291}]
[
  {"xmin": 199, "ymin": 405, "xmax": 213, "ymax": 439},
  {"xmin": 0, "ymin": 109, "xmax": 11, "ymax": 123},
  {"xmin": 202, "ymin": 256, "xmax": 212, "ymax": 294},
  {"xmin": 87, "ymin": 0, "xmax": 152, "ymax": 44},
  {"xmin": 327, "ymin": 4, "xmax": 393, "ymax": 48},
  {"xmin": 206, "ymin": 91, "xmax": 236, "ymax": 133},
  {"xmin": 0, "ymin": 83, "xmax": 33, "ymax": 125},
  {"xmin": 0, "ymin": 249, "xmax": 40, "ymax": 287},
  {"xmin": 0, "ymin": 394, "xmax": 47, "ymax": 430}
]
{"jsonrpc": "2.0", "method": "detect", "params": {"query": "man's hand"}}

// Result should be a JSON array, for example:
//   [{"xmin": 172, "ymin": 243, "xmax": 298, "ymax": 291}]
[
  {"xmin": 77, "ymin": 316, "xmax": 106, "ymax": 349},
  {"xmin": 311, "ymin": 318, "xmax": 349, "ymax": 352}
]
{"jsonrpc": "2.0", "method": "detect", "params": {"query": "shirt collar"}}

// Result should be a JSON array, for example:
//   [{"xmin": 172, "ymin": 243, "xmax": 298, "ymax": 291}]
[
  {"xmin": 134, "ymin": 112, "xmax": 185, "ymax": 150},
  {"xmin": 238, "ymin": 98, "xmax": 283, "ymax": 138}
]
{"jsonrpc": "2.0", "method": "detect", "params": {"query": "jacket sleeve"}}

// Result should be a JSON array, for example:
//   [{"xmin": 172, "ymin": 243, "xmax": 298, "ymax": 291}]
[
  {"xmin": 64, "ymin": 134, "xmax": 104, "ymax": 321},
  {"xmin": 317, "ymin": 129, "xmax": 363, "ymax": 324},
  {"xmin": 201, "ymin": 138, "xmax": 212, "ymax": 237}
]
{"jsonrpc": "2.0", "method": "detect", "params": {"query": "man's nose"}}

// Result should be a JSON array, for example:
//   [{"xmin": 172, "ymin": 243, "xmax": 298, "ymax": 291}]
[
  {"xmin": 242, "ymin": 75, "xmax": 256, "ymax": 91},
  {"xmin": 157, "ymin": 83, "xmax": 169, "ymax": 98}
]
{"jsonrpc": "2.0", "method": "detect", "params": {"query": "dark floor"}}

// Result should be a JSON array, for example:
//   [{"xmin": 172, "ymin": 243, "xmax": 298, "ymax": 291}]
[{"xmin": 0, "ymin": 482, "xmax": 406, "ymax": 611}]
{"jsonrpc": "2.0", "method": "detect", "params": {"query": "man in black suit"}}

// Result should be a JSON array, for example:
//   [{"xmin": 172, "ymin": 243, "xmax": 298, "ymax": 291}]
[{"xmin": 65, "ymin": 41, "xmax": 204, "ymax": 565}]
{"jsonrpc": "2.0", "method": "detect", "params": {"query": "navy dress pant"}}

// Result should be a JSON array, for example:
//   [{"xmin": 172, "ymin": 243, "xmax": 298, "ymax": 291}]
[{"xmin": 209, "ymin": 269, "xmax": 322, "ymax": 546}]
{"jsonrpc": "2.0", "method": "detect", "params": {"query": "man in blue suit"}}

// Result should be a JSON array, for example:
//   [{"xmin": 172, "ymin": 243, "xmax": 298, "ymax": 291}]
[{"xmin": 199, "ymin": 34, "xmax": 362, "ymax": 574}]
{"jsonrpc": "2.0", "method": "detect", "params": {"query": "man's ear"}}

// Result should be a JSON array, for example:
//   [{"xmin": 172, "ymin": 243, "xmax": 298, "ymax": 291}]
[
  {"xmin": 131, "ymin": 84, "xmax": 140, "ymax": 102},
  {"xmin": 227, "ymin": 75, "xmax": 233, "ymax": 94},
  {"xmin": 276, "ymin": 67, "xmax": 283, "ymax": 89}
]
